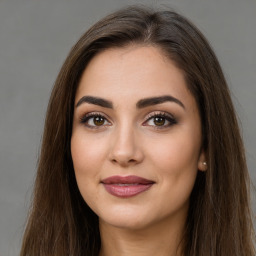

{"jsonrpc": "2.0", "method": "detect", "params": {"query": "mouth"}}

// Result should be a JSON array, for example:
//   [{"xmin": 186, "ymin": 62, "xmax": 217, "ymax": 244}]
[{"xmin": 101, "ymin": 175, "xmax": 155, "ymax": 198}]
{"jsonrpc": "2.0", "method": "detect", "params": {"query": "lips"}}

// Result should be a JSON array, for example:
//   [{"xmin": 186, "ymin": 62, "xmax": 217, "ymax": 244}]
[{"xmin": 101, "ymin": 175, "xmax": 155, "ymax": 198}]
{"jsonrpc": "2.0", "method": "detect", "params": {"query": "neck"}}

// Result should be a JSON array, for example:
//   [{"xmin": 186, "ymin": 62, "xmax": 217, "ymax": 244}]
[{"xmin": 99, "ymin": 215, "xmax": 186, "ymax": 256}]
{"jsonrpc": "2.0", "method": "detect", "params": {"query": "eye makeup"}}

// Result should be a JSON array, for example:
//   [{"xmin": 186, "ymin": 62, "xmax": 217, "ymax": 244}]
[
  {"xmin": 79, "ymin": 112, "xmax": 111, "ymax": 129},
  {"xmin": 143, "ymin": 111, "xmax": 177, "ymax": 129},
  {"xmin": 79, "ymin": 110, "xmax": 177, "ymax": 131}
]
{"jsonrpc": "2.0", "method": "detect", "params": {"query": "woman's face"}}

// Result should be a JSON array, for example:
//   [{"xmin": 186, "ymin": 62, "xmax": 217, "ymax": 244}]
[{"xmin": 71, "ymin": 46, "xmax": 206, "ymax": 230}]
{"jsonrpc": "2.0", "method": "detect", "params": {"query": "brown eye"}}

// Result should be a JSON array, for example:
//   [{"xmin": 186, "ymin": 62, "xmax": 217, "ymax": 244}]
[
  {"xmin": 80, "ymin": 113, "xmax": 111, "ymax": 128},
  {"xmin": 153, "ymin": 116, "xmax": 166, "ymax": 126},
  {"xmin": 143, "ymin": 112, "xmax": 177, "ymax": 129},
  {"xmin": 93, "ymin": 116, "xmax": 105, "ymax": 126}
]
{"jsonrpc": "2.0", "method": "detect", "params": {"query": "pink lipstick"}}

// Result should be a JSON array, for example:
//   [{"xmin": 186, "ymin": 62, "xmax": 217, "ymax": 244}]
[{"xmin": 101, "ymin": 175, "xmax": 154, "ymax": 198}]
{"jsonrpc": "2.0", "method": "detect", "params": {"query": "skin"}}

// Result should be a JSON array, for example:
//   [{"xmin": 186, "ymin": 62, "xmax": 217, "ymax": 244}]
[{"xmin": 71, "ymin": 45, "xmax": 207, "ymax": 256}]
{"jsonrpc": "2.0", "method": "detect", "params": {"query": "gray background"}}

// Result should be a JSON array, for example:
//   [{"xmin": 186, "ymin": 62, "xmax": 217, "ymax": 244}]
[{"xmin": 0, "ymin": 0, "xmax": 255, "ymax": 255}]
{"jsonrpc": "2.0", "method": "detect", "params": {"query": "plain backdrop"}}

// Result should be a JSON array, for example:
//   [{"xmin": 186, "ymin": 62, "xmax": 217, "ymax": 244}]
[{"xmin": 0, "ymin": 0, "xmax": 255, "ymax": 255}]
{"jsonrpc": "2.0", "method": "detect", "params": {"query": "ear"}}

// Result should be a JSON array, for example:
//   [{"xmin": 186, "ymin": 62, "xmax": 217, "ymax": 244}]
[{"xmin": 197, "ymin": 150, "xmax": 207, "ymax": 172}]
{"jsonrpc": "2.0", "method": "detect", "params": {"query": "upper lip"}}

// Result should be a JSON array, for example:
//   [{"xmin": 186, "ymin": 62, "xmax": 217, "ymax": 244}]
[{"xmin": 101, "ymin": 175, "xmax": 155, "ymax": 185}]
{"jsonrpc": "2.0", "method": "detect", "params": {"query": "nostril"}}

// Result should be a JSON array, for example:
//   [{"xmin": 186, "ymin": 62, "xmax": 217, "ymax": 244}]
[
  {"xmin": 108, "ymin": 138, "xmax": 144, "ymax": 166},
  {"xmin": 128, "ymin": 159, "xmax": 136, "ymax": 163},
  {"xmin": 110, "ymin": 156, "xmax": 139, "ymax": 167}
]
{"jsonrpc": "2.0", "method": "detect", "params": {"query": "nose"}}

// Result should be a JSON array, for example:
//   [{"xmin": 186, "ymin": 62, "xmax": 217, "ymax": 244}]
[{"xmin": 109, "ymin": 125, "xmax": 144, "ymax": 167}]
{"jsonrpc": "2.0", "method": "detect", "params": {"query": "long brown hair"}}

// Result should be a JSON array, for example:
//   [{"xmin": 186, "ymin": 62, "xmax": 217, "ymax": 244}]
[{"xmin": 20, "ymin": 5, "xmax": 255, "ymax": 256}]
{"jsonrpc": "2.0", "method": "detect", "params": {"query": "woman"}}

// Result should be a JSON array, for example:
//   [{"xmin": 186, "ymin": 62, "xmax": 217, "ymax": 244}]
[{"xmin": 20, "ymin": 5, "xmax": 255, "ymax": 256}]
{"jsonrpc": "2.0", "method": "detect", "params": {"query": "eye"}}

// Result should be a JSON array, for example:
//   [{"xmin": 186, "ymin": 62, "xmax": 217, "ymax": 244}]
[
  {"xmin": 80, "ymin": 113, "xmax": 111, "ymax": 128},
  {"xmin": 143, "ymin": 112, "xmax": 177, "ymax": 128}
]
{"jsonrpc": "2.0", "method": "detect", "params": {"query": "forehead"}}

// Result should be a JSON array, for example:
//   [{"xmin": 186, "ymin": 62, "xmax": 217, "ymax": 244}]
[{"xmin": 75, "ymin": 46, "xmax": 194, "ymax": 109}]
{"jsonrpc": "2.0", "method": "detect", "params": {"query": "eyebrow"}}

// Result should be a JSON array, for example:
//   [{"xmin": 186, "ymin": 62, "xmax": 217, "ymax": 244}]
[
  {"xmin": 76, "ymin": 96, "xmax": 113, "ymax": 108},
  {"xmin": 136, "ymin": 95, "xmax": 185, "ymax": 109},
  {"xmin": 76, "ymin": 95, "xmax": 185, "ymax": 109}
]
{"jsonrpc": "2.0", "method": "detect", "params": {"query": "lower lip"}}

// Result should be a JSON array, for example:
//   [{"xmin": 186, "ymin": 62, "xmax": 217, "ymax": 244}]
[{"xmin": 103, "ymin": 184, "xmax": 153, "ymax": 198}]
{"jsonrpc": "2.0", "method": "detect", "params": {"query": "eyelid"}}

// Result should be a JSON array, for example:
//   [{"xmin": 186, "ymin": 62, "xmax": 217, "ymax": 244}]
[
  {"xmin": 142, "ymin": 111, "xmax": 177, "ymax": 128},
  {"xmin": 79, "ymin": 111, "xmax": 112, "ymax": 128},
  {"xmin": 144, "ymin": 111, "xmax": 175, "ymax": 121},
  {"xmin": 78, "ymin": 110, "xmax": 177, "ymax": 129}
]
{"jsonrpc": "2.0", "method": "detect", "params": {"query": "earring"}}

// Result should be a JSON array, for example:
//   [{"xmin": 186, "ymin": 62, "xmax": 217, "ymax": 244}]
[{"xmin": 202, "ymin": 162, "xmax": 207, "ymax": 166}]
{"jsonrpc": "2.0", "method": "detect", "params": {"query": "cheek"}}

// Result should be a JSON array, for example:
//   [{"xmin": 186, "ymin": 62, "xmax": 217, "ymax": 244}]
[
  {"xmin": 71, "ymin": 134, "xmax": 103, "ymax": 207},
  {"xmin": 147, "ymin": 133, "xmax": 200, "ymax": 213},
  {"xmin": 71, "ymin": 132, "xmax": 108, "ymax": 174},
  {"xmin": 149, "ymin": 132, "xmax": 200, "ymax": 172},
  {"xmin": 147, "ymin": 128, "xmax": 201, "ymax": 197},
  {"xmin": 70, "ymin": 134, "xmax": 103, "ymax": 200}
]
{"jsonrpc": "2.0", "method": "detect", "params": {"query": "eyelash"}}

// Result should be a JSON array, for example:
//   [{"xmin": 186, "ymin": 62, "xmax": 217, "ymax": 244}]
[
  {"xmin": 79, "ymin": 112, "xmax": 111, "ymax": 129},
  {"xmin": 79, "ymin": 111, "xmax": 177, "ymax": 129},
  {"xmin": 143, "ymin": 111, "xmax": 177, "ymax": 129}
]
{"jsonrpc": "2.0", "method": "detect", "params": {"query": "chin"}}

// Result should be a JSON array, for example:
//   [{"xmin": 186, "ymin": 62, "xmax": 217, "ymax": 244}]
[
  {"xmin": 98, "ymin": 207, "xmax": 154, "ymax": 230},
  {"xmin": 101, "ymin": 217, "xmax": 151, "ymax": 231}
]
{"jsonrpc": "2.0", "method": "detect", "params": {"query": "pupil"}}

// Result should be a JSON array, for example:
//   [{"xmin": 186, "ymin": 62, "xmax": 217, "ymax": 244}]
[
  {"xmin": 154, "ymin": 117, "xmax": 165, "ymax": 126},
  {"xmin": 94, "ymin": 116, "xmax": 104, "ymax": 126}
]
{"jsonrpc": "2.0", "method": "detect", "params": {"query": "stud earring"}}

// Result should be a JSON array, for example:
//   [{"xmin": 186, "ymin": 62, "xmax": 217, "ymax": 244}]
[{"xmin": 202, "ymin": 162, "xmax": 207, "ymax": 166}]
